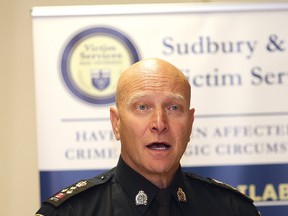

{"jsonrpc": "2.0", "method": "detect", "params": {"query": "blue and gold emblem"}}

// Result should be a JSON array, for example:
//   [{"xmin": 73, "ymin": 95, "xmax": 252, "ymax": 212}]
[
  {"xmin": 91, "ymin": 69, "xmax": 110, "ymax": 91},
  {"xmin": 60, "ymin": 27, "xmax": 140, "ymax": 105}
]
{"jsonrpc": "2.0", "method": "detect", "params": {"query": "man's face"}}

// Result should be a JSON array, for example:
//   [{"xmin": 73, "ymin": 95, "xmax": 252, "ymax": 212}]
[{"xmin": 110, "ymin": 60, "xmax": 194, "ymax": 179}]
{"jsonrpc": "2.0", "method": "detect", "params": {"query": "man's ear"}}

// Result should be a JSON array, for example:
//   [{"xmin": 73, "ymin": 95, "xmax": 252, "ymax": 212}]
[
  {"xmin": 110, "ymin": 107, "xmax": 121, "ymax": 140},
  {"xmin": 188, "ymin": 108, "xmax": 195, "ymax": 142},
  {"xmin": 190, "ymin": 108, "xmax": 195, "ymax": 126}
]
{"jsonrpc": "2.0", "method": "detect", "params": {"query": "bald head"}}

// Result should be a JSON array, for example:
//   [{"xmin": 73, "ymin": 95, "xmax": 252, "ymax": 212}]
[{"xmin": 115, "ymin": 58, "xmax": 191, "ymax": 109}]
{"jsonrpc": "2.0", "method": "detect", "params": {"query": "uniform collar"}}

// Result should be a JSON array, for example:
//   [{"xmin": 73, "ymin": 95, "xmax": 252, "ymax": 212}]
[{"xmin": 114, "ymin": 156, "xmax": 187, "ymax": 214}]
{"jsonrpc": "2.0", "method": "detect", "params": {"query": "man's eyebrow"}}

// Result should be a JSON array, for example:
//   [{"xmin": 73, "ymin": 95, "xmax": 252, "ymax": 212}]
[
  {"xmin": 127, "ymin": 92, "xmax": 186, "ymax": 105},
  {"xmin": 127, "ymin": 92, "xmax": 149, "ymax": 105}
]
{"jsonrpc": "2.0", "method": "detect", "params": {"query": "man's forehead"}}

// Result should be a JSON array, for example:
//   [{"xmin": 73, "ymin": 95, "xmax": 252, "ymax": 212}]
[{"xmin": 115, "ymin": 59, "xmax": 191, "ymax": 108}]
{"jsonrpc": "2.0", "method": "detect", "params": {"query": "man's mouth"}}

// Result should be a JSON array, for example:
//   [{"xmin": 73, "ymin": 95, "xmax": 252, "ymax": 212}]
[{"xmin": 146, "ymin": 142, "xmax": 171, "ymax": 150}]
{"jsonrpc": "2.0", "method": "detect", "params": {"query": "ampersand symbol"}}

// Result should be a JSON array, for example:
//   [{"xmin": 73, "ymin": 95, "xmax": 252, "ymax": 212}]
[{"xmin": 266, "ymin": 34, "xmax": 285, "ymax": 52}]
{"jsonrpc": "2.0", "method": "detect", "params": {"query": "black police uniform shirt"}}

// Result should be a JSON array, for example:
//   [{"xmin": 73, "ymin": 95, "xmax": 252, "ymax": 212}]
[{"xmin": 36, "ymin": 157, "xmax": 260, "ymax": 216}]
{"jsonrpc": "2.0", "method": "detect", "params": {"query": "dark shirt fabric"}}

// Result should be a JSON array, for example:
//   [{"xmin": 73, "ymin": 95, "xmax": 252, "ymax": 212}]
[{"xmin": 36, "ymin": 157, "xmax": 260, "ymax": 216}]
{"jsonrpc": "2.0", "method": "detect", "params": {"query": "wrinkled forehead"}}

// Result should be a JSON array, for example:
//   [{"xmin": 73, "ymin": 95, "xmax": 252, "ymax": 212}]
[{"xmin": 117, "ymin": 71, "xmax": 191, "ymax": 107}]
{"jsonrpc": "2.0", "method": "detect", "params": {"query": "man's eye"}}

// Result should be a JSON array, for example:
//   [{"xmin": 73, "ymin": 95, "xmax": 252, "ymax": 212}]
[
  {"xmin": 137, "ymin": 104, "xmax": 147, "ymax": 110},
  {"xmin": 169, "ymin": 105, "xmax": 179, "ymax": 111}
]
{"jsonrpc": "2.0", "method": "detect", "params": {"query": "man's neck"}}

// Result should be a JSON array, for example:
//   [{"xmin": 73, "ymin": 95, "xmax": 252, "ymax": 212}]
[{"xmin": 121, "ymin": 156, "xmax": 179, "ymax": 189}]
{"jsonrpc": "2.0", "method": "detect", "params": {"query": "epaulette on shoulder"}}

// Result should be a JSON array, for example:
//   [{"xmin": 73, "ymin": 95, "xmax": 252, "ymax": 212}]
[
  {"xmin": 45, "ymin": 168, "xmax": 115, "ymax": 207},
  {"xmin": 185, "ymin": 172, "xmax": 253, "ymax": 203}
]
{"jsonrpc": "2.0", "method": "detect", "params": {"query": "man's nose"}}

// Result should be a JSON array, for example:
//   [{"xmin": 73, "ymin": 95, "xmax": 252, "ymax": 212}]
[{"xmin": 150, "ymin": 108, "xmax": 168, "ymax": 133}]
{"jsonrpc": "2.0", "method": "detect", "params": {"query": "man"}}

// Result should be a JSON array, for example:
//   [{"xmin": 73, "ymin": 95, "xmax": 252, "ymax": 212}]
[{"xmin": 36, "ymin": 58, "xmax": 260, "ymax": 216}]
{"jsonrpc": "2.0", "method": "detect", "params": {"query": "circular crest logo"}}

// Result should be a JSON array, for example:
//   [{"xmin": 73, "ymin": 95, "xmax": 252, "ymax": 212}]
[{"xmin": 60, "ymin": 27, "xmax": 140, "ymax": 105}]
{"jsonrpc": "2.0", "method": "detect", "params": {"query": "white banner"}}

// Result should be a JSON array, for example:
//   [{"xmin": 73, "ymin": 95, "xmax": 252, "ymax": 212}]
[{"xmin": 32, "ymin": 3, "xmax": 288, "ymax": 215}]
